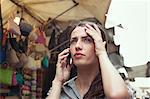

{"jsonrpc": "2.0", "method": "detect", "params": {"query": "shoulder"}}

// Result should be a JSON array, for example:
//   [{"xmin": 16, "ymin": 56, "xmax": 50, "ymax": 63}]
[{"xmin": 61, "ymin": 76, "xmax": 80, "ymax": 99}]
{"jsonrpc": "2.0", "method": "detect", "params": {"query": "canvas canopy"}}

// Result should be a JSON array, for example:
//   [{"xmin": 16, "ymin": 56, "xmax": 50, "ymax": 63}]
[{"xmin": 1, "ymin": 0, "xmax": 111, "ymax": 28}]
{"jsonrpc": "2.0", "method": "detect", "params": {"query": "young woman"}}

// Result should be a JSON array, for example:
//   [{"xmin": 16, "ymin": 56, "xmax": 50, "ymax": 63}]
[{"xmin": 46, "ymin": 21, "xmax": 131, "ymax": 99}]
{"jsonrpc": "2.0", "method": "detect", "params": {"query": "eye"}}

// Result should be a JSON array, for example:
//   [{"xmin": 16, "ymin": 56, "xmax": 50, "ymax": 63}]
[
  {"xmin": 83, "ymin": 37, "xmax": 93, "ymax": 43},
  {"xmin": 70, "ymin": 39, "xmax": 77, "ymax": 45}
]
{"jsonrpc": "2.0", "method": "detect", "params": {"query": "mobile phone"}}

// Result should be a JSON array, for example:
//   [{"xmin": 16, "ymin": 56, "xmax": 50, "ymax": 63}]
[{"xmin": 67, "ymin": 52, "xmax": 71, "ymax": 65}]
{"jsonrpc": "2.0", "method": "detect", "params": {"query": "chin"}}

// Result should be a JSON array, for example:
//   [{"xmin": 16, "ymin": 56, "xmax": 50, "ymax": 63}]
[{"xmin": 74, "ymin": 61, "xmax": 90, "ymax": 67}]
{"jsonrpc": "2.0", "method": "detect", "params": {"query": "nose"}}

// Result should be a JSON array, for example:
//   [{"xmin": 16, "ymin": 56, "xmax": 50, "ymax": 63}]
[{"xmin": 75, "ymin": 40, "xmax": 82, "ymax": 51}]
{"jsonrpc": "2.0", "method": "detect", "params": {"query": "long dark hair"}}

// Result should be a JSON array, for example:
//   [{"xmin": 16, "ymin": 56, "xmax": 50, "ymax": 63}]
[{"xmin": 66, "ymin": 19, "xmax": 108, "ymax": 50}]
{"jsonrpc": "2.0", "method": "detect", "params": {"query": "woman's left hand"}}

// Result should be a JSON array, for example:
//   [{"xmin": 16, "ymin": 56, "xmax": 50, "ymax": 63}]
[{"xmin": 85, "ymin": 23, "xmax": 107, "ymax": 56}]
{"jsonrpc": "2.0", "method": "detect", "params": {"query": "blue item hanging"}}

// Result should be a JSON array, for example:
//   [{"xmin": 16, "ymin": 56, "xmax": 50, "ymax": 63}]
[
  {"xmin": 41, "ymin": 55, "xmax": 49, "ymax": 68},
  {"xmin": 0, "ymin": 49, "xmax": 6, "ymax": 64},
  {"xmin": 16, "ymin": 72, "xmax": 24, "ymax": 85}
]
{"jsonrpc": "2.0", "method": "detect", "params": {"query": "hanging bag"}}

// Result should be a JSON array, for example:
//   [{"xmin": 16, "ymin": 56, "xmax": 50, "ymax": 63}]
[
  {"xmin": 6, "ymin": 42, "xmax": 20, "ymax": 66},
  {"xmin": 7, "ymin": 17, "xmax": 21, "ymax": 36},
  {"xmin": 0, "ymin": 64, "xmax": 13, "ymax": 85}
]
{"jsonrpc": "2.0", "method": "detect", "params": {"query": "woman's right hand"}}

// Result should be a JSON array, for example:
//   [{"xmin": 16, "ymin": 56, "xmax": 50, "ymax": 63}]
[{"xmin": 53, "ymin": 48, "xmax": 72, "ymax": 85}]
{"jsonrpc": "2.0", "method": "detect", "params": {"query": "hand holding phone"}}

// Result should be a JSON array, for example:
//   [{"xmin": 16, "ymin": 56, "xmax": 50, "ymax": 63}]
[{"xmin": 55, "ymin": 48, "xmax": 72, "ymax": 83}]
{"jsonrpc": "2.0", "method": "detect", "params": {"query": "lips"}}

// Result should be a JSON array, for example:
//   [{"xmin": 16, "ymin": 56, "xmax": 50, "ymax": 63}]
[{"xmin": 74, "ymin": 52, "xmax": 85, "ymax": 58}]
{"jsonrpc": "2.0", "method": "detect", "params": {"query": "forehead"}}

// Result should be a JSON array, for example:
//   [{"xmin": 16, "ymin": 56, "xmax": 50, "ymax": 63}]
[{"xmin": 70, "ymin": 26, "xmax": 87, "ymax": 38}]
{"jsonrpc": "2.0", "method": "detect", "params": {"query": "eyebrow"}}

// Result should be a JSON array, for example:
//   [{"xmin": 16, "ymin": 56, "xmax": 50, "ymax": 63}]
[{"xmin": 71, "ymin": 36, "xmax": 91, "ymax": 40}]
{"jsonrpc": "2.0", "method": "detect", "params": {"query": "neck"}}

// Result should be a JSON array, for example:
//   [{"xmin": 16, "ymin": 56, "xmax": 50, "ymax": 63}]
[{"xmin": 75, "ymin": 62, "xmax": 100, "ymax": 98}]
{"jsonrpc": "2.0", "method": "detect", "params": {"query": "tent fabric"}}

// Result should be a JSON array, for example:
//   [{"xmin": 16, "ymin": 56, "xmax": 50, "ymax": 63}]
[{"xmin": 1, "ymin": 0, "xmax": 111, "ymax": 27}]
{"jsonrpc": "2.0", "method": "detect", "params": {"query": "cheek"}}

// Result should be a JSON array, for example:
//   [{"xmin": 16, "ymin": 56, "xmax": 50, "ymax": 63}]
[
  {"xmin": 69, "ymin": 46, "xmax": 75, "ymax": 55},
  {"xmin": 89, "ymin": 44, "xmax": 95, "ymax": 52},
  {"xmin": 87, "ymin": 47, "xmax": 95, "ymax": 56},
  {"xmin": 85, "ymin": 47, "xmax": 97, "ymax": 64},
  {"xmin": 84, "ymin": 44, "xmax": 95, "ymax": 56}
]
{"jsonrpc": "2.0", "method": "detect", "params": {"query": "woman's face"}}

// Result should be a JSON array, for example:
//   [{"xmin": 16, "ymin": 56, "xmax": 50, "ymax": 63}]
[{"xmin": 70, "ymin": 26, "xmax": 98, "ymax": 67}]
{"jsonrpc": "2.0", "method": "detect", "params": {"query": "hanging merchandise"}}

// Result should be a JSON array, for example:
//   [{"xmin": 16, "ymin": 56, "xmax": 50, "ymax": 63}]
[
  {"xmin": 25, "ymin": 56, "xmax": 41, "ymax": 69},
  {"xmin": 0, "ymin": 30, "xmax": 7, "ymax": 64},
  {"xmin": 31, "ymin": 70, "xmax": 37, "ymax": 99},
  {"xmin": 0, "ymin": 49, "xmax": 6, "ymax": 64},
  {"xmin": 11, "ymin": 71, "xmax": 24, "ymax": 86},
  {"xmin": 28, "ymin": 27, "xmax": 47, "ymax": 52},
  {"xmin": 16, "ymin": 72, "xmax": 24, "ymax": 85},
  {"xmin": 34, "ymin": 43, "xmax": 47, "ymax": 53},
  {"xmin": 18, "ymin": 37, "xmax": 28, "ymax": 53},
  {"xmin": 21, "ymin": 68, "xmax": 43, "ymax": 98},
  {"xmin": 9, "ymin": 36, "xmax": 28, "ymax": 53},
  {"xmin": 28, "ymin": 28, "xmax": 38, "ymax": 42},
  {"xmin": 6, "ymin": 42, "xmax": 20, "ymax": 68},
  {"xmin": 2, "ymin": 30, "xmax": 8, "ymax": 48},
  {"xmin": 48, "ymin": 29, "xmax": 56, "ymax": 50},
  {"xmin": 7, "ymin": 17, "xmax": 21, "ymax": 36},
  {"xmin": 35, "ymin": 28, "xmax": 46, "ymax": 45},
  {"xmin": 36, "ymin": 69, "xmax": 43, "ymax": 98},
  {"xmin": 20, "ymin": 21, "xmax": 33, "ymax": 36},
  {"xmin": 12, "ymin": 72, "xmax": 17, "ymax": 86},
  {"xmin": 0, "ymin": 66, "xmax": 13, "ymax": 85},
  {"xmin": 9, "ymin": 38, "xmax": 20, "ymax": 53},
  {"xmin": 19, "ymin": 53, "xmax": 28, "ymax": 66},
  {"xmin": 21, "ymin": 68, "xmax": 32, "ymax": 98},
  {"xmin": 41, "ymin": 55, "xmax": 49, "ymax": 69}
]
